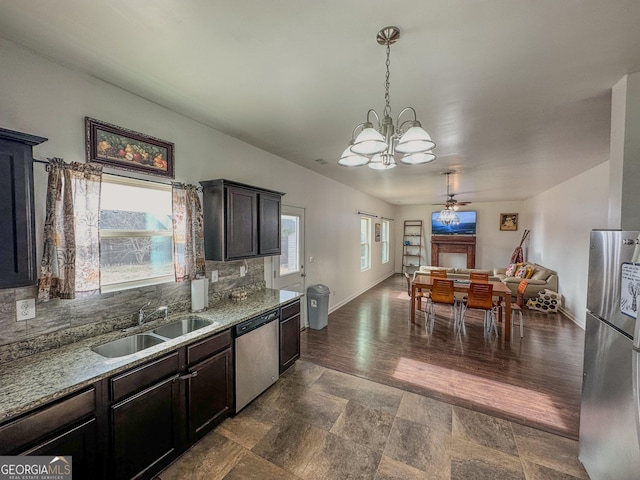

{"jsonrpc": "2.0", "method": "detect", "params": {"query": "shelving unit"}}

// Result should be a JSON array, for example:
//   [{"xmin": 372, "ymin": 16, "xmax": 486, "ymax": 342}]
[{"xmin": 402, "ymin": 220, "xmax": 423, "ymax": 274}]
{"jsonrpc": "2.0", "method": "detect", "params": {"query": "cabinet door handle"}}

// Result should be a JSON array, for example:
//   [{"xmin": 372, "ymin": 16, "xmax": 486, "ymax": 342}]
[{"xmin": 175, "ymin": 371, "xmax": 198, "ymax": 382}]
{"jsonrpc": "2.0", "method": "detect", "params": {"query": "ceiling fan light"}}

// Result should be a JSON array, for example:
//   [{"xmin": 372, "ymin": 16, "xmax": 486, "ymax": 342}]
[
  {"xmin": 400, "ymin": 152, "xmax": 436, "ymax": 165},
  {"xmin": 351, "ymin": 126, "xmax": 388, "ymax": 155},
  {"xmin": 338, "ymin": 144, "xmax": 370, "ymax": 167},
  {"xmin": 437, "ymin": 209, "xmax": 460, "ymax": 226},
  {"xmin": 395, "ymin": 126, "xmax": 435, "ymax": 154}
]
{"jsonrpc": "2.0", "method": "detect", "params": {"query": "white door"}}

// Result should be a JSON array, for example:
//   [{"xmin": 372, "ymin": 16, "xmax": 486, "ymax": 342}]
[{"xmin": 272, "ymin": 205, "xmax": 306, "ymax": 328}]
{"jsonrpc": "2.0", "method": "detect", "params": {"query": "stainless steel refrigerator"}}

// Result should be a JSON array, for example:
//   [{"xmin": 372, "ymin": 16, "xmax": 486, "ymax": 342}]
[{"xmin": 580, "ymin": 230, "xmax": 640, "ymax": 479}]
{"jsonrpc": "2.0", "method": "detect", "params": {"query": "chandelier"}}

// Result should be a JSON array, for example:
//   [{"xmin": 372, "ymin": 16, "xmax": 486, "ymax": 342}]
[
  {"xmin": 437, "ymin": 208, "xmax": 460, "ymax": 226},
  {"xmin": 338, "ymin": 26, "xmax": 436, "ymax": 170},
  {"xmin": 436, "ymin": 171, "xmax": 461, "ymax": 226}
]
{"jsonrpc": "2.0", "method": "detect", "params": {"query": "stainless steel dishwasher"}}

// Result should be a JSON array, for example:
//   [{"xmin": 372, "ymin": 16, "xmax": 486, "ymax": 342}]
[{"xmin": 234, "ymin": 309, "xmax": 280, "ymax": 412}]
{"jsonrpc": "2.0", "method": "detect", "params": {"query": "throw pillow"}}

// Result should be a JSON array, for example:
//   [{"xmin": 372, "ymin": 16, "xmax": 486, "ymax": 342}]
[
  {"xmin": 525, "ymin": 266, "xmax": 535, "ymax": 279},
  {"xmin": 505, "ymin": 263, "xmax": 517, "ymax": 276},
  {"xmin": 515, "ymin": 266, "xmax": 528, "ymax": 278}
]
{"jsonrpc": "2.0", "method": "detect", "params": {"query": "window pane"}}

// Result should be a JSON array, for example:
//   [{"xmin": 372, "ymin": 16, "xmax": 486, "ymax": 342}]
[
  {"xmin": 100, "ymin": 236, "xmax": 174, "ymax": 285},
  {"xmin": 280, "ymin": 214, "xmax": 300, "ymax": 276},
  {"xmin": 100, "ymin": 176, "xmax": 174, "ymax": 291},
  {"xmin": 382, "ymin": 220, "xmax": 389, "ymax": 263},
  {"xmin": 101, "ymin": 181, "xmax": 172, "ymax": 231},
  {"xmin": 360, "ymin": 218, "xmax": 370, "ymax": 271}
]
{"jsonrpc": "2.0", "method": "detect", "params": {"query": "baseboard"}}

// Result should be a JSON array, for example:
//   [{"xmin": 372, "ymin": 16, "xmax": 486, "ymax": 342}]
[
  {"xmin": 559, "ymin": 306, "xmax": 584, "ymax": 329},
  {"xmin": 328, "ymin": 271, "xmax": 396, "ymax": 314}
]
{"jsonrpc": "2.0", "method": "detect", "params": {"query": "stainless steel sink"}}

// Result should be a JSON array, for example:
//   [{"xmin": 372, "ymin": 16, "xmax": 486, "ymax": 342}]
[
  {"xmin": 151, "ymin": 317, "xmax": 213, "ymax": 339},
  {"xmin": 91, "ymin": 333, "xmax": 166, "ymax": 358}
]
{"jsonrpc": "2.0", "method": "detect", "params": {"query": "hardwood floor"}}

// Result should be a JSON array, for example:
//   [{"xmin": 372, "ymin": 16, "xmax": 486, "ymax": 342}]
[{"xmin": 301, "ymin": 274, "xmax": 584, "ymax": 440}]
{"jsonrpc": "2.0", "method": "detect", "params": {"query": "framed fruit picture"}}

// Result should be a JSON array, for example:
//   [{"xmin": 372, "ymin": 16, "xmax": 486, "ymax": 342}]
[{"xmin": 85, "ymin": 117, "xmax": 174, "ymax": 178}]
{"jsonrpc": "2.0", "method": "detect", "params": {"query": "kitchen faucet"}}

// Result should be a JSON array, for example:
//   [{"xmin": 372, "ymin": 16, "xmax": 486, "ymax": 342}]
[{"xmin": 138, "ymin": 302, "xmax": 169, "ymax": 326}]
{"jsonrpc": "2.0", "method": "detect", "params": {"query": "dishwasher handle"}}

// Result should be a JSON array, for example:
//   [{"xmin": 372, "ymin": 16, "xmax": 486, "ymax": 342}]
[{"xmin": 235, "ymin": 309, "xmax": 279, "ymax": 337}]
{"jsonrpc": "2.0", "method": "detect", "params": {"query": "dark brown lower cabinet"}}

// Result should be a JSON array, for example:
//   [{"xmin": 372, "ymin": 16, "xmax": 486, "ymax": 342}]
[
  {"xmin": 0, "ymin": 386, "xmax": 98, "ymax": 479},
  {"xmin": 187, "ymin": 347, "xmax": 233, "ymax": 441},
  {"xmin": 279, "ymin": 300, "xmax": 301, "ymax": 374},
  {"xmin": 110, "ymin": 375, "xmax": 181, "ymax": 480},
  {"xmin": 22, "ymin": 418, "xmax": 97, "ymax": 480}
]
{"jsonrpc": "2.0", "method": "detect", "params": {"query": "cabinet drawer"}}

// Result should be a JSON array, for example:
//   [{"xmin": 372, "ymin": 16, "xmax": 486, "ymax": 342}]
[
  {"xmin": 281, "ymin": 300, "xmax": 301, "ymax": 321},
  {"xmin": 111, "ymin": 352, "xmax": 180, "ymax": 403},
  {"xmin": 0, "ymin": 387, "xmax": 95, "ymax": 454},
  {"xmin": 187, "ymin": 329, "xmax": 231, "ymax": 366}
]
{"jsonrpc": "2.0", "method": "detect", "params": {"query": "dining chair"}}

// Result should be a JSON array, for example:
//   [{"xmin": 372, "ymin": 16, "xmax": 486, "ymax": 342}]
[
  {"xmin": 495, "ymin": 279, "xmax": 527, "ymax": 337},
  {"xmin": 430, "ymin": 269, "xmax": 448, "ymax": 279},
  {"xmin": 459, "ymin": 282, "xmax": 498, "ymax": 336},
  {"xmin": 469, "ymin": 271, "xmax": 489, "ymax": 282},
  {"xmin": 405, "ymin": 272, "xmax": 427, "ymax": 311},
  {"xmin": 425, "ymin": 278, "xmax": 457, "ymax": 327}
]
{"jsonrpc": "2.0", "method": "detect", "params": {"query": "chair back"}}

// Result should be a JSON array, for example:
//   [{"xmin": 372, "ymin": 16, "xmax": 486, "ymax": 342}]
[
  {"xmin": 430, "ymin": 269, "xmax": 448, "ymax": 279},
  {"xmin": 467, "ymin": 282, "xmax": 494, "ymax": 310},
  {"xmin": 469, "ymin": 272, "xmax": 489, "ymax": 282},
  {"xmin": 516, "ymin": 279, "xmax": 528, "ymax": 308},
  {"xmin": 404, "ymin": 272, "xmax": 411, "ymax": 296},
  {"xmin": 431, "ymin": 279, "xmax": 455, "ymax": 305}
]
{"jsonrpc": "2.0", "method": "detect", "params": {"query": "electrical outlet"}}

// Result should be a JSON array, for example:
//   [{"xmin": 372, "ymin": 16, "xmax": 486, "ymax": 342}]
[
  {"xmin": 16, "ymin": 298, "xmax": 36, "ymax": 321},
  {"xmin": 240, "ymin": 266, "xmax": 246, "ymax": 277},
  {"xmin": 211, "ymin": 270, "xmax": 219, "ymax": 282},
  {"xmin": 309, "ymin": 256, "xmax": 315, "ymax": 263}
]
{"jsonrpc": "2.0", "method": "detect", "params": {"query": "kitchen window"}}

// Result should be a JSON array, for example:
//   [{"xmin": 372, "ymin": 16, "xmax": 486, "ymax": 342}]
[
  {"xmin": 360, "ymin": 217, "xmax": 371, "ymax": 271},
  {"xmin": 381, "ymin": 220, "xmax": 390, "ymax": 263},
  {"xmin": 100, "ymin": 175, "xmax": 174, "ymax": 292}
]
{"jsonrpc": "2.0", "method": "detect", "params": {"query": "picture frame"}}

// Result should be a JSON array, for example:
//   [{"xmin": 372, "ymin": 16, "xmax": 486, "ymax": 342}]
[
  {"xmin": 500, "ymin": 213, "xmax": 518, "ymax": 231},
  {"xmin": 85, "ymin": 117, "xmax": 174, "ymax": 178},
  {"xmin": 375, "ymin": 223, "xmax": 381, "ymax": 242}
]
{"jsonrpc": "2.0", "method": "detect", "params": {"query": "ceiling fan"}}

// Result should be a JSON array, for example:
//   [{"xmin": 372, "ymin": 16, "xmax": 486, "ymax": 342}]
[{"xmin": 432, "ymin": 170, "xmax": 472, "ymax": 211}]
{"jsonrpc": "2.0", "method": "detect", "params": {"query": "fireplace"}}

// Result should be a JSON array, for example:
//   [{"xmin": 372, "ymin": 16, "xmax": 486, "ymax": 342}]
[{"xmin": 431, "ymin": 235, "xmax": 476, "ymax": 269}]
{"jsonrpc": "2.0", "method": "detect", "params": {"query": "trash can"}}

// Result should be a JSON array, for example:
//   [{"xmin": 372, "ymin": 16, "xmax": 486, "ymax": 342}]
[{"xmin": 307, "ymin": 284, "xmax": 330, "ymax": 330}]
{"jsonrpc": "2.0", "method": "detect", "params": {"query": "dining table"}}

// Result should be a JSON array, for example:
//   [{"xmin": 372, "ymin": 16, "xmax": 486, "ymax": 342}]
[{"xmin": 410, "ymin": 273, "xmax": 514, "ymax": 340}]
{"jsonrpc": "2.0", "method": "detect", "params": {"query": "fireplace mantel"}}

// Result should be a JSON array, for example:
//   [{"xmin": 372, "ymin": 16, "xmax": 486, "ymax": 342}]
[{"xmin": 431, "ymin": 235, "xmax": 476, "ymax": 269}]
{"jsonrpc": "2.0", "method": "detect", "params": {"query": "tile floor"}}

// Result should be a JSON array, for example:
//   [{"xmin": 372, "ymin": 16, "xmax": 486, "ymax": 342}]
[{"xmin": 158, "ymin": 360, "xmax": 589, "ymax": 480}]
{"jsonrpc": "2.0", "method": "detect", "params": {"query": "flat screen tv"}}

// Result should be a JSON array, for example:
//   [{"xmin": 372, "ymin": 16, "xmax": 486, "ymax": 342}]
[{"xmin": 431, "ymin": 211, "xmax": 476, "ymax": 235}]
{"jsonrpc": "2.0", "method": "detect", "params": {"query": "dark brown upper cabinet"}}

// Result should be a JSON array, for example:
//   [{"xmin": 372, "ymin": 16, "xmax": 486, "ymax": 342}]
[
  {"xmin": 200, "ymin": 179, "xmax": 284, "ymax": 261},
  {"xmin": 0, "ymin": 127, "xmax": 47, "ymax": 289}
]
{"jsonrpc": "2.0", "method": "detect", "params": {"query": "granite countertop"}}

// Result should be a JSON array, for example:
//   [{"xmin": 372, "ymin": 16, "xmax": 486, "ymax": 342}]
[{"xmin": 0, "ymin": 288, "xmax": 302, "ymax": 423}]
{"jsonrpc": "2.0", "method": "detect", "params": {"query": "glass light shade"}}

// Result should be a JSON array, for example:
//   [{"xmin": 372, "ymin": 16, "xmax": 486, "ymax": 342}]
[
  {"xmin": 400, "ymin": 152, "xmax": 436, "ymax": 165},
  {"xmin": 437, "ymin": 209, "xmax": 460, "ymax": 226},
  {"xmin": 395, "ymin": 126, "xmax": 435, "ymax": 154},
  {"xmin": 338, "ymin": 145, "xmax": 370, "ymax": 167},
  {"xmin": 351, "ymin": 127, "xmax": 388, "ymax": 155},
  {"xmin": 368, "ymin": 154, "xmax": 396, "ymax": 170}
]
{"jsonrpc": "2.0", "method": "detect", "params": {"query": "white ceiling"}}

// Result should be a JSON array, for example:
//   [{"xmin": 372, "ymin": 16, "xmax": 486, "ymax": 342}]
[{"xmin": 1, "ymin": 0, "xmax": 639, "ymax": 205}]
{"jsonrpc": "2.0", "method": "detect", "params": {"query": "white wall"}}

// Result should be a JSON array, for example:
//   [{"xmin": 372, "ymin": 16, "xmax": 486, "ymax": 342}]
[
  {"xmin": 525, "ymin": 162, "xmax": 610, "ymax": 327},
  {"xmin": 0, "ymin": 40, "xmax": 395, "ymax": 313},
  {"xmin": 395, "ymin": 201, "xmax": 526, "ymax": 271}
]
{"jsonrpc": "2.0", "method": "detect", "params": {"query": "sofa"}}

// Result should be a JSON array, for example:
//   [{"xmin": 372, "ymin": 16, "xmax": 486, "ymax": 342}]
[
  {"xmin": 414, "ymin": 266, "xmax": 501, "ymax": 282},
  {"xmin": 414, "ymin": 263, "xmax": 558, "ymax": 300},
  {"xmin": 493, "ymin": 263, "xmax": 558, "ymax": 299}
]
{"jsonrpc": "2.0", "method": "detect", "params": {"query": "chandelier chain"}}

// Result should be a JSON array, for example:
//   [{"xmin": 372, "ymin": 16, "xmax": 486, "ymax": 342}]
[{"xmin": 384, "ymin": 43, "xmax": 391, "ymax": 118}]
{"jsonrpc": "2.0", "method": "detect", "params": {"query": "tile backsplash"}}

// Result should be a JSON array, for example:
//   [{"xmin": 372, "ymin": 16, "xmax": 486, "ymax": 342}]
[{"xmin": 0, "ymin": 258, "xmax": 264, "ymax": 360}]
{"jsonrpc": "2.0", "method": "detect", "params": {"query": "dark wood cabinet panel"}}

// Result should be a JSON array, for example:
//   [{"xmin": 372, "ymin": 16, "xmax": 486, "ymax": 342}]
[
  {"xmin": 200, "ymin": 179, "xmax": 284, "ymax": 261},
  {"xmin": 187, "ymin": 348, "xmax": 233, "ymax": 441},
  {"xmin": 279, "ymin": 300, "xmax": 301, "ymax": 374},
  {"xmin": 22, "ymin": 418, "xmax": 97, "ymax": 480},
  {"xmin": 0, "ymin": 128, "xmax": 47, "ymax": 289},
  {"xmin": 258, "ymin": 193, "xmax": 281, "ymax": 256},
  {"xmin": 110, "ymin": 352, "xmax": 180, "ymax": 403},
  {"xmin": 226, "ymin": 185, "xmax": 258, "ymax": 258},
  {"xmin": 0, "ymin": 387, "xmax": 95, "ymax": 454},
  {"xmin": 110, "ymin": 375, "xmax": 181, "ymax": 480}
]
